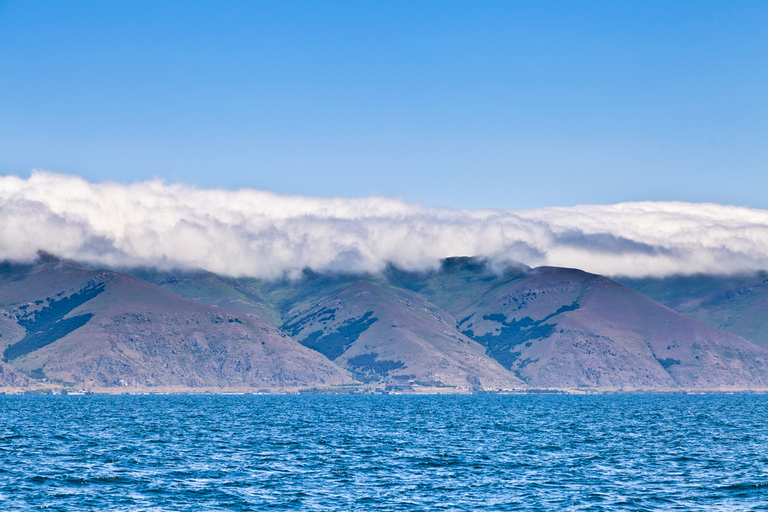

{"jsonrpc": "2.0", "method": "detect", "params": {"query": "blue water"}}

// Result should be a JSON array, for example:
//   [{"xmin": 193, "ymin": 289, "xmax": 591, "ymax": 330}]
[{"xmin": 1, "ymin": 394, "xmax": 767, "ymax": 511}]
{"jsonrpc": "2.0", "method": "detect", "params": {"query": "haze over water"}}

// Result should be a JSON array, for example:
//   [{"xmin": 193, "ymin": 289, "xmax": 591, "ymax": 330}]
[{"xmin": 1, "ymin": 394, "xmax": 767, "ymax": 511}]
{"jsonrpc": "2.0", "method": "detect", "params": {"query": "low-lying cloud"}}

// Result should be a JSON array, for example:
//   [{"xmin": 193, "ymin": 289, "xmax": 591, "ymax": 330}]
[{"xmin": 2, "ymin": 171, "xmax": 768, "ymax": 278}]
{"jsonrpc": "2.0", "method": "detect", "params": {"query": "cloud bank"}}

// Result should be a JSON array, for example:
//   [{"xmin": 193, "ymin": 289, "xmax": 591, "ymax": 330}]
[{"xmin": 1, "ymin": 171, "xmax": 768, "ymax": 278}]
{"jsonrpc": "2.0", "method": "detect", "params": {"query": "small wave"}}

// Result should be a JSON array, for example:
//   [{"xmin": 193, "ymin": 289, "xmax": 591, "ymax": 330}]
[{"xmin": 1, "ymin": 394, "xmax": 768, "ymax": 511}]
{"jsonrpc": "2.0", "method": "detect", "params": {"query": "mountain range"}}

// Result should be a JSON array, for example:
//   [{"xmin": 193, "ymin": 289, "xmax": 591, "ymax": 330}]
[{"xmin": 1, "ymin": 254, "xmax": 767, "ymax": 392}]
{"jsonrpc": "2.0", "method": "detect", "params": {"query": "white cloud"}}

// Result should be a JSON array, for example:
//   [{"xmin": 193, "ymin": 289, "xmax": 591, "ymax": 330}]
[{"xmin": 1, "ymin": 171, "xmax": 768, "ymax": 278}]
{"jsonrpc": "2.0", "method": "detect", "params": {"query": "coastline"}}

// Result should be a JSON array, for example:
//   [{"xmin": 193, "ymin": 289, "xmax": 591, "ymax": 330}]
[{"xmin": 2, "ymin": 384, "xmax": 768, "ymax": 396}]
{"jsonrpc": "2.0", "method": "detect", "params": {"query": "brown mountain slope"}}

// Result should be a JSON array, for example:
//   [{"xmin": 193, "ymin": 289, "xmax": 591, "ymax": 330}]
[
  {"xmin": 280, "ymin": 280, "xmax": 524, "ymax": 389},
  {"xmin": 0, "ymin": 360, "xmax": 31, "ymax": 387},
  {"xmin": 0, "ymin": 260, "xmax": 351, "ymax": 388},
  {"xmin": 619, "ymin": 273, "xmax": 768, "ymax": 348},
  {"xmin": 5, "ymin": 255, "xmax": 766, "ymax": 391},
  {"xmin": 397, "ymin": 261, "xmax": 768, "ymax": 390},
  {"xmin": 126, "ymin": 267, "xmax": 283, "ymax": 326}
]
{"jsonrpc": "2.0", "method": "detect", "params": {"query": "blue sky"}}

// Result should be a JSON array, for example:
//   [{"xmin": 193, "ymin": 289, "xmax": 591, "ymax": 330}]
[{"xmin": 0, "ymin": 0, "xmax": 766, "ymax": 210}]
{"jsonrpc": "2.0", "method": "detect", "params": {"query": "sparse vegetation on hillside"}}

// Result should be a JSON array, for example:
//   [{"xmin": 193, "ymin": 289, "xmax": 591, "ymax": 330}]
[
  {"xmin": 346, "ymin": 352, "xmax": 405, "ymax": 382},
  {"xmin": 3, "ymin": 284, "xmax": 105, "ymax": 362},
  {"xmin": 299, "ymin": 311, "xmax": 378, "ymax": 359},
  {"xmin": 282, "ymin": 307, "xmax": 337, "ymax": 336},
  {"xmin": 462, "ymin": 301, "xmax": 580, "ymax": 370}
]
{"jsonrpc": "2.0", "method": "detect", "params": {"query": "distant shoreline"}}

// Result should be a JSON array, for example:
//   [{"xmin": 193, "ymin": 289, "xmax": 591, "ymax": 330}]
[{"xmin": 3, "ymin": 385, "xmax": 768, "ymax": 396}]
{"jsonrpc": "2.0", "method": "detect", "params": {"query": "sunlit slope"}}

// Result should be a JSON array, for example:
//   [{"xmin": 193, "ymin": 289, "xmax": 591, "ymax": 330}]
[
  {"xmin": 137, "ymin": 270, "xmax": 524, "ymax": 387},
  {"xmin": 392, "ymin": 259, "xmax": 768, "ymax": 389},
  {"xmin": 0, "ymin": 260, "xmax": 351, "ymax": 388},
  {"xmin": 5, "ymin": 255, "xmax": 767, "ymax": 391},
  {"xmin": 0, "ymin": 360, "xmax": 30, "ymax": 386},
  {"xmin": 148, "ymin": 267, "xmax": 525, "ymax": 387},
  {"xmin": 620, "ymin": 273, "xmax": 768, "ymax": 348},
  {"xmin": 271, "ymin": 277, "xmax": 524, "ymax": 389}
]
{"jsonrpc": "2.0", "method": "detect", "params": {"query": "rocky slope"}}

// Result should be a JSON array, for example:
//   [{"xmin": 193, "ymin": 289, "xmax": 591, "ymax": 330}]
[
  {"xmin": 388, "ymin": 258, "xmax": 768, "ymax": 389},
  {"xmin": 620, "ymin": 273, "xmax": 768, "ymax": 348},
  {"xmin": 0, "ymin": 360, "xmax": 31, "ymax": 387},
  {"xmin": 2, "ymin": 255, "xmax": 768, "ymax": 391},
  {"xmin": 0, "ymin": 259, "xmax": 351, "ymax": 388},
  {"xmin": 139, "ymin": 258, "xmax": 768, "ymax": 390},
  {"xmin": 277, "ymin": 279, "xmax": 524, "ymax": 389}
]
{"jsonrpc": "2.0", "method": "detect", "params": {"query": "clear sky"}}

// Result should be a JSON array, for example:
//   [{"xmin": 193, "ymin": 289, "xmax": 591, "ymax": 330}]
[{"xmin": 0, "ymin": 0, "xmax": 766, "ymax": 210}]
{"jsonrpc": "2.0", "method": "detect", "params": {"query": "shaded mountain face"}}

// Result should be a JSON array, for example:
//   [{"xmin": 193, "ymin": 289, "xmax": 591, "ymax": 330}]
[
  {"xmin": 127, "ymin": 267, "xmax": 283, "ymax": 326},
  {"xmin": 0, "ymin": 260, "xmax": 351, "ymax": 388},
  {"xmin": 619, "ymin": 273, "xmax": 768, "ymax": 349}
]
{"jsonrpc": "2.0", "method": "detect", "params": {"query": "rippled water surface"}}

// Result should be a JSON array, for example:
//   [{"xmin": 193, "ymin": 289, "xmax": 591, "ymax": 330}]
[{"xmin": 1, "ymin": 394, "xmax": 768, "ymax": 510}]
